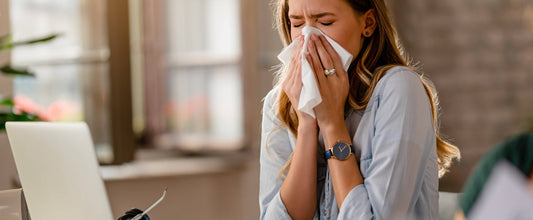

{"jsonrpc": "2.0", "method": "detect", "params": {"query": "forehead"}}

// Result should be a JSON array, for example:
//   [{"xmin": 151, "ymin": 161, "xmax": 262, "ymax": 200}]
[{"xmin": 288, "ymin": 0, "xmax": 347, "ymax": 15}]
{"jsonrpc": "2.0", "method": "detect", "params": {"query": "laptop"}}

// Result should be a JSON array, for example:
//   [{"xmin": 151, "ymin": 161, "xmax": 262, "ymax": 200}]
[{"xmin": 6, "ymin": 122, "xmax": 114, "ymax": 220}]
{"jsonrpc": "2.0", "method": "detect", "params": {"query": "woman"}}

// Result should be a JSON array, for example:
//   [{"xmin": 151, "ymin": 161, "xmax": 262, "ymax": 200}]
[{"xmin": 260, "ymin": 0, "xmax": 460, "ymax": 219}]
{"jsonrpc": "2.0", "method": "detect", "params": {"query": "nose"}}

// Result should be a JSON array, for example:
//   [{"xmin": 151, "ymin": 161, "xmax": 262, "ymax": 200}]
[{"xmin": 303, "ymin": 18, "xmax": 319, "ymax": 28}]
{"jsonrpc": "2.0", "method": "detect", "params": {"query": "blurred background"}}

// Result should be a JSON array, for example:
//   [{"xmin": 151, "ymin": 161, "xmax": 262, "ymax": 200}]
[{"xmin": 0, "ymin": 0, "xmax": 532, "ymax": 219}]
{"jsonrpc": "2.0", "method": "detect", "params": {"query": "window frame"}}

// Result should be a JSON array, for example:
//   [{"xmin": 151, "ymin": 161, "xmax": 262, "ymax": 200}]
[{"xmin": 106, "ymin": 0, "xmax": 135, "ymax": 164}]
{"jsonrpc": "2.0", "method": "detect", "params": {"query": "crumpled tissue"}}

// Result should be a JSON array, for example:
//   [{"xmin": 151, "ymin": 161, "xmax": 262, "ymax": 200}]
[{"xmin": 277, "ymin": 26, "xmax": 353, "ymax": 118}]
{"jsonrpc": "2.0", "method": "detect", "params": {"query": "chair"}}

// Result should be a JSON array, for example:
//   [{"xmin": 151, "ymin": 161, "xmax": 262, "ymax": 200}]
[{"xmin": 439, "ymin": 191, "xmax": 461, "ymax": 220}]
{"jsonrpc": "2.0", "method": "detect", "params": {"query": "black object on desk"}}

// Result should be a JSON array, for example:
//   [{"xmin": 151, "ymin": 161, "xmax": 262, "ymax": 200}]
[
  {"xmin": 117, "ymin": 208, "xmax": 150, "ymax": 220},
  {"xmin": 117, "ymin": 188, "xmax": 167, "ymax": 220}
]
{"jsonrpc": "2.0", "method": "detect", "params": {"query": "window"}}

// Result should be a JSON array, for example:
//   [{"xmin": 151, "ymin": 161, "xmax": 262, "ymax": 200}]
[
  {"xmin": 138, "ymin": 0, "xmax": 244, "ymax": 152},
  {"xmin": 10, "ymin": 0, "xmax": 112, "ymax": 162},
  {"xmin": 8, "ymin": 0, "xmax": 250, "ymax": 164}
]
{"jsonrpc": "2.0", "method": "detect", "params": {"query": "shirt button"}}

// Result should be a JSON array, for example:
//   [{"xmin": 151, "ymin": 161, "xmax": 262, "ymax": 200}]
[{"xmin": 323, "ymin": 211, "xmax": 327, "ymax": 216}]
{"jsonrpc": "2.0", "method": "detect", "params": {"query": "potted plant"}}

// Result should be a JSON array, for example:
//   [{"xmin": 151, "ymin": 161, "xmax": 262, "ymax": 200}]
[{"xmin": 0, "ymin": 34, "xmax": 58, "ymax": 130}]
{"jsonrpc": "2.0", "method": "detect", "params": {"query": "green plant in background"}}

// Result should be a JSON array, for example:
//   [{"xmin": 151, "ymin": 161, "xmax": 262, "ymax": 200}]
[
  {"xmin": 0, "ymin": 34, "xmax": 58, "ymax": 130},
  {"xmin": 0, "ymin": 98, "xmax": 40, "ymax": 130}
]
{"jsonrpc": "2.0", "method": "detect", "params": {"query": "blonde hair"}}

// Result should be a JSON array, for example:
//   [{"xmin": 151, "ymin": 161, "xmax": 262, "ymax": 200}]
[{"xmin": 269, "ymin": 0, "xmax": 460, "ymax": 178}]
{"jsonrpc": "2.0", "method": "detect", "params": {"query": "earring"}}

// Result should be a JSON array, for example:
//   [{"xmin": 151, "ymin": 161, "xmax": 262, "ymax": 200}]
[{"xmin": 365, "ymin": 31, "xmax": 371, "ymax": 36}]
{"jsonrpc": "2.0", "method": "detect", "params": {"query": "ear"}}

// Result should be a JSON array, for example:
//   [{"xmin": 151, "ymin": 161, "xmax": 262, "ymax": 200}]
[{"xmin": 361, "ymin": 9, "xmax": 377, "ymax": 37}]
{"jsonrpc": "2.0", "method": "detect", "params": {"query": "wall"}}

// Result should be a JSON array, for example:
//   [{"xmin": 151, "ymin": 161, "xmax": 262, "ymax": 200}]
[
  {"xmin": 0, "ymin": 0, "xmax": 19, "ymax": 192},
  {"xmin": 389, "ymin": 0, "xmax": 533, "ymax": 191},
  {"xmin": 0, "ymin": 0, "xmax": 11, "ymax": 95},
  {"xmin": 105, "ymin": 160, "xmax": 260, "ymax": 219}
]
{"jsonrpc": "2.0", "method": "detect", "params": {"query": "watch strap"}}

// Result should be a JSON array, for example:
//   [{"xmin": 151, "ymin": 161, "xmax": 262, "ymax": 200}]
[{"xmin": 325, "ymin": 149, "xmax": 333, "ymax": 159}]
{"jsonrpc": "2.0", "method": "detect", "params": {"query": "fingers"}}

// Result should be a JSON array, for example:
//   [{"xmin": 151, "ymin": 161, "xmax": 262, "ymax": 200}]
[
  {"xmin": 289, "ymin": 35, "xmax": 305, "ymax": 67},
  {"xmin": 282, "ymin": 35, "xmax": 305, "ymax": 106},
  {"xmin": 305, "ymin": 50, "xmax": 320, "ymax": 87},
  {"xmin": 313, "ymin": 36, "xmax": 334, "ymax": 70},
  {"xmin": 318, "ymin": 35, "xmax": 347, "ymax": 80},
  {"xmin": 306, "ymin": 34, "xmax": 328, "ymax": 85},
  {"xmin": 318, "ymin": 35, "xmax": 343, "ymax": 69},
  {"xmin": 297, "ymin": 35, "xmax": 305, "ymax": 50},
  {"xmin": 289, "ymin": 51, "xmax": 302, "ymax": 87},
  {"xmin": 307, "ymin": 35, "xmax": 323, "ymax": 71},
  {"xmin": 284, "ymin": 36, "xmax": 304, "ymax": 85},
  {"xmin": 293, "ymin": 36, "xmax": 304, "ymax": 86},
  {"xmin": 293, "ymin": 52, "xmax": 302, "ymax": 86},
  {"xmin": 313, "ymin": 34, "xmax": 340, "ymax": 86}
]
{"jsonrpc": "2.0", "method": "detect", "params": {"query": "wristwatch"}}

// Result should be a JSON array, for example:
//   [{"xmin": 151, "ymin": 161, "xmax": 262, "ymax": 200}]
[{"xmin": 325, "ymin": 142, "xmax": 355, "ymax": 160}]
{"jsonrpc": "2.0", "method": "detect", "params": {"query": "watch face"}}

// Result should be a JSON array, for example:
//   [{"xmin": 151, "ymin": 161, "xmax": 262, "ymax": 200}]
[{"xmin": 332, "ymin": 142, "xmax": 351, "ymax": 160}]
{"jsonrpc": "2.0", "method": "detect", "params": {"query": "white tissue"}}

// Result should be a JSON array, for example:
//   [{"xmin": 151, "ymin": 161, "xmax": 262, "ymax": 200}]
[{"xmin": 277, "ymin": 26, "xmax": 353, "ymax": 118}]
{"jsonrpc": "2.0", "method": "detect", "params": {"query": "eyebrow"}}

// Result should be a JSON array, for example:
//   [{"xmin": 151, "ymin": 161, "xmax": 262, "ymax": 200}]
[{"xmin": 288, "ymin": 12, "xmax": 336, "ymax": 19}]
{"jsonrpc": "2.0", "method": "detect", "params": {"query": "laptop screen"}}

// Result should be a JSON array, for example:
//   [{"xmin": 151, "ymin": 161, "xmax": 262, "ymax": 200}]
[{"xmin": 6, "ymin": 122, "xmax": 114, "ymax": 220}]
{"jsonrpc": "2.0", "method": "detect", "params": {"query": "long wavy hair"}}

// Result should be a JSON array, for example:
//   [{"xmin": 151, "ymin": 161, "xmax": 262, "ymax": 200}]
[{"xmin": 269, "ymin": 0, "xmax": 460, "ymax": 178}]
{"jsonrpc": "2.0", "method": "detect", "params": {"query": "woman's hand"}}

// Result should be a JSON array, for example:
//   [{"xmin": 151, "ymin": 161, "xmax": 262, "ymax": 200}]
[
  {"xmin": 279, "ymin": 36, "xmax": 320, "ymax": 219},
  {"xmin": 281, "ymin": 35, "xmax": 317, "ymax": 126},
  {"xmin": 305, "ymin": 34, "xmax": 350, "ymax": 133},
  {"xmin": 305, "ymin": 35, "xmax": 362, "ymax": 209}
]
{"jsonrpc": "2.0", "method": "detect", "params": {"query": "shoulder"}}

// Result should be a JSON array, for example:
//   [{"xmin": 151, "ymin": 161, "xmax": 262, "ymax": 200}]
[
  {"xmin": 262, "ymin": 86, "xmax": 281, "ymax": 120},
  {"xmin": 263, "ymin": 86, "xmax": 280, "ymax": 109},
  {"xmin": 373, "ymin": 66, "xmax": 428, "ymax": 105},
  {"xmin": 377, "ymin": 66, "xmax": 424, "ymax": 95},
  {"xmin": 366, "ymin": 66, "xmax": 432, "ymax": 118}
]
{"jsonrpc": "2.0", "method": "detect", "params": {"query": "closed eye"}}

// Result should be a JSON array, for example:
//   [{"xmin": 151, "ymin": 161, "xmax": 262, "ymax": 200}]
[
  {"xmin": 292, "ymin": 23, "xmax": 304, "ymax": 28},
  {"xmin": 321, "ymin": 22, "xmax": 334, "ymax": 26}
]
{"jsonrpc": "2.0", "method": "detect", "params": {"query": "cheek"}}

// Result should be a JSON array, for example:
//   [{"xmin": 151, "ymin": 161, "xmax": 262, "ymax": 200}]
[
  {"xmin": 322, "ymin": 22, "xmax": 363, "ymax": 57},
  {"xmin": 326, "ymin": 30, "xmax": 362, "ymax": 57},
  {"xmin": 342, "ymin": 25, "xmax": 364, "ymax": 56},
  {"xmin": 345, "ymin": 33, "xmax": 362, "ymax": 57},
  {"xmin": 290, "ymin": 29, "xmax": 302, "ymax": 42}
]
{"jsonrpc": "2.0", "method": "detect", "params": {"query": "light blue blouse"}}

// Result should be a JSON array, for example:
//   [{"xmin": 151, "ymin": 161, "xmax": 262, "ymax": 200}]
[{"xmin": 259, "ymin": 66, "xmax": 439, "ymax": 220}]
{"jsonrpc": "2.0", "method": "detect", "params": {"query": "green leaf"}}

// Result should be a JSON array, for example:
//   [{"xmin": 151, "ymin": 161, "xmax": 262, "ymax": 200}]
[
  {"xmin": 18, "ymin": 111, "xmax": 41, "ymax": 121},
  {"xmin": 0, "ymin": 100, "xmax": 46, "ymax": 130},
  {"xmin": 0, "ymin": 98, "xmax": 14, "ymax": 107},
  {"xmin": 0, "ymin": 65, "xmax": 35, "ymax": 76},
  {"xmin": 0, "ymin": 34, "xmax": 59, "ymax": 51},
  {"xmin": 0, "ymin": 113, "xmax": 7, "ymax": 130},
  {"xmin": 0, "ymin": 111, "xmax": 43, "ymax": 130},
  {"xmin": 0, "ymin": 35, "xmax": 12, "ymax": 50}
]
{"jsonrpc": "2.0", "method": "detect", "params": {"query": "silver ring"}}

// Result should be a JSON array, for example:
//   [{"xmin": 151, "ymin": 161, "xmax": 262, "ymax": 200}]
[{"xmin": 324, "ymin": 68, "xmax": 336, "ymax": 76}]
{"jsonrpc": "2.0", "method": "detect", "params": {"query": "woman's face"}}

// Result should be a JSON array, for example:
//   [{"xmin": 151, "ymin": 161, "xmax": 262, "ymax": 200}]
[{"xmin": 288, "ymin": 0, "xmax": 366, "ymax": 57}]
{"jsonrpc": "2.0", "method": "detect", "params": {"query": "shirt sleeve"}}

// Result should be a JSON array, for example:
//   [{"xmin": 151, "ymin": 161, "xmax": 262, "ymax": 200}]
[
  {"xmin": 337, "ymin": 69, "xmax": 436, "ymax": 219},
  {"xmin": 259, "ymin": 88, "xmax": 294, "ymax": 220}
]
